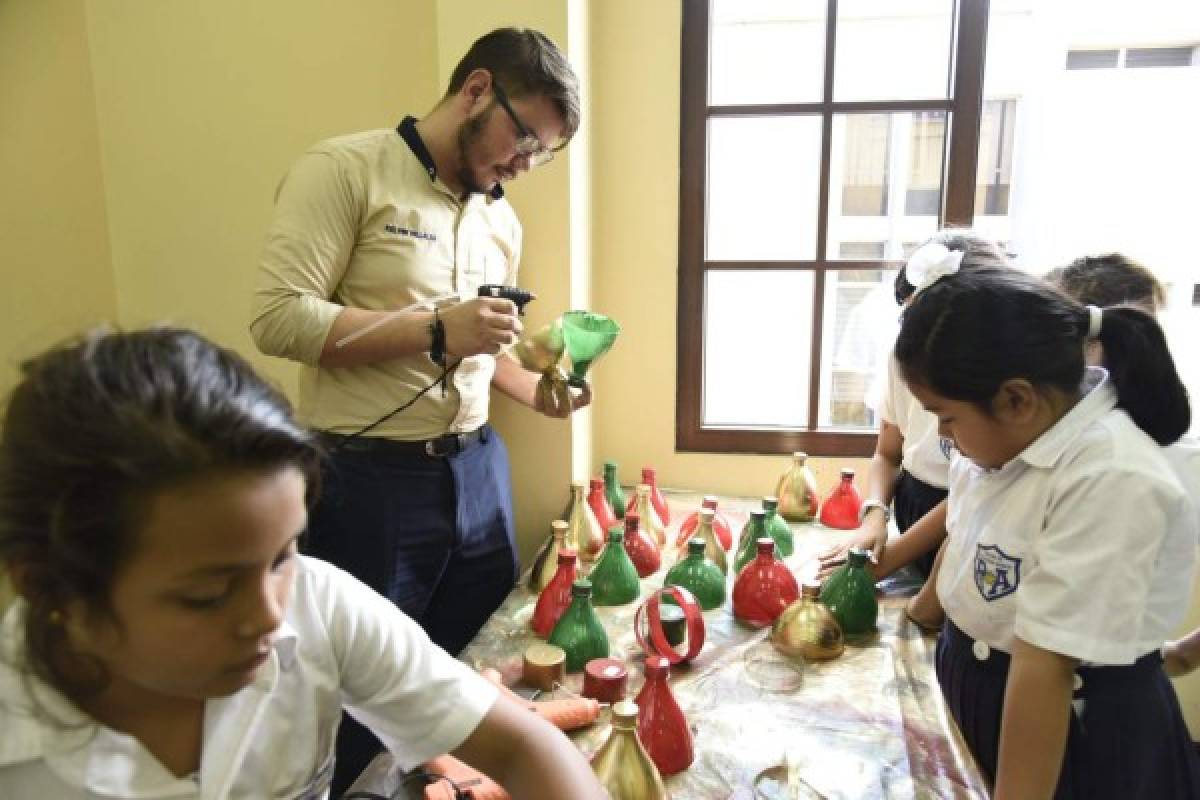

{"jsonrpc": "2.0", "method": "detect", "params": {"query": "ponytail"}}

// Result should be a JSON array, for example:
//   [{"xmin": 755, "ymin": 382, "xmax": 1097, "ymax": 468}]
[{"xmin": 1094, "ymin": 306, "xmax": 1191, "ymax": 445}]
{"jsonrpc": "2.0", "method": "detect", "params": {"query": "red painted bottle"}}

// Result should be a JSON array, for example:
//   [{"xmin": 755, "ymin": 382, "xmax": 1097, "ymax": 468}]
[
  {"xmin": 641, "ymin": 466, "xmax": 670, "ymax": 525},
  {"xmin": 675, "ymin": 495, "xmax": 733, "ymax": 551},
  {"xmin": 819, "ymin": 468, "xmax": 863, "ymax": 530},
  {"xmin": 531, "ymin": 548, "xmax": 578, "ymax": 638},
  {"xmin": 587, "ymin": 477, "xmax": 619, "ymax": 535},
  {"xmin": 623, "ymin": 513, "xmax": 662, "ymax": 578},
  {"xmin": 733, "ymin": 538, "xmax": 799, "ymax": 627},
  {"xmin": 634, "ymin": 655, "xmax": 694, "ymax": 776}
]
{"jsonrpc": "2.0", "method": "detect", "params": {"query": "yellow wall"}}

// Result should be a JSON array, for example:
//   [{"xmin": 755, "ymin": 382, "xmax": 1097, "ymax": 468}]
[
  {"xmin": 587, "ymin": 0, "xmax": 867, "ymax": 497},
  {"xmin": 83, "ymin": 0, "xmax": 440, "ymax": 394},
  {"xmin": 0, "ymin": 0, "xmax": 116, "ymax": 395}
]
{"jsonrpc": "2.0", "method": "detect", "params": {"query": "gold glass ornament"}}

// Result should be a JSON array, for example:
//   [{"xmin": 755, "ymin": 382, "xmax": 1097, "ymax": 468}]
[
  {"xmin": 529, "ymin": 520, "xmax": 570, "ymax": 593},
  {"xmin": 567, "ymin": 481, "xmax": 605, "ymax": 562},
  {"xmin": 770, "ymin": 581, "xmax": 844, "ymax": 662},
  {"xmin": 591, "ymin": 700, "xmax": 669, "ymax": 800},
  {"xmin": 632, "ymin": 483, "xmax": 667, "ymax": 549},
  {"xmin": 775, "ymin": 451, "xmax": 820, "ymax": 522},
  {"xmin": 512, "ymin": 317, "xmax": 565, "ymax": 372},
  {"xmin": 694, "ymin": 508, "xmax": 728, "ymax": 575}
]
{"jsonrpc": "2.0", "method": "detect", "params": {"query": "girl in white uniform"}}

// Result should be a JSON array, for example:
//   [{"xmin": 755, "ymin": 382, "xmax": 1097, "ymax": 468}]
[
  {"xmin": 0, "ymin": 328, "xmax": 606, "ymax": 800},
  {"xmin": 820, "ymin": 232, "xmax": 1009, "ymax": 581},
  {"xmin": 894, "ymin": 267, "xmax": 1198, "ymax": 798}
]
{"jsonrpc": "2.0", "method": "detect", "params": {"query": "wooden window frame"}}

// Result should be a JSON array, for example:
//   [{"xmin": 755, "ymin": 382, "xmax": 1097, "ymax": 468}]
[{"xmin": 676, "ymin": 0, "xmax": 990, "ymax": 456}]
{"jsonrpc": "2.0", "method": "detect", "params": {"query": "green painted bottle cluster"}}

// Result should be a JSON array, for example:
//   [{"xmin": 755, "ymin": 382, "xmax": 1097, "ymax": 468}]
[
  {"xmin": 548, "ymin": 579, "xmax": 610, "ymax": 671},
  {"xmin": 589, "ymin": 528, "xmax": 641, "ymax": 606},
  {"xmin": 664, "ymin": 538, "xmax": 726, "ymax": 610},
  {"xmin": 819, "ymin": 548, "xmax": 878, "ymax": 635}
]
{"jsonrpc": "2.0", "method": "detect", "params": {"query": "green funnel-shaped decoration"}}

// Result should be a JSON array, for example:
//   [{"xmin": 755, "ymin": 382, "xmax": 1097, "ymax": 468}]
[{"xmin": 561, "ymin": 311, "xmax": 620, "ymax": 388}]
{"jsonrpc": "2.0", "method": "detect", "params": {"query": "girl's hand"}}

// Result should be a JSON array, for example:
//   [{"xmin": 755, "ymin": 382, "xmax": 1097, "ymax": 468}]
[{"xmin": 816, "ymin": 517, "xmax": 886, "ymax": 580}]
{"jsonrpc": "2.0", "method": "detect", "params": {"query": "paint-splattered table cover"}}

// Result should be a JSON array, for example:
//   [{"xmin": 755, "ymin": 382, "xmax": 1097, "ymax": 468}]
[{"xmin": 458, "ymin": 491, "xmax": 988, "ymax": 799}]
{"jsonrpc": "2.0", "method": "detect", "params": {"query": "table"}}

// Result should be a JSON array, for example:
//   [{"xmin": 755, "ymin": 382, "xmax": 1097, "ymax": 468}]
[{"xmin": 351, "ymin": 491, "xmax": 990, "ymax": 799}]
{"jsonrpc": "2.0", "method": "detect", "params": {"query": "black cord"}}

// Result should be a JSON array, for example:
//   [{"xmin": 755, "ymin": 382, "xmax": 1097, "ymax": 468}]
[{"xmin": 325, "ymin": 359, "xmax": 461, "ymax": 453}]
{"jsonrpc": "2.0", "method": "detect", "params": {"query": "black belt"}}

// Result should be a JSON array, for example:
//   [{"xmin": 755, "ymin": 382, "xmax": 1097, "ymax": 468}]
[{"xmin": 321, "ymin": 425, "xmax": 489, "ymax": 458}]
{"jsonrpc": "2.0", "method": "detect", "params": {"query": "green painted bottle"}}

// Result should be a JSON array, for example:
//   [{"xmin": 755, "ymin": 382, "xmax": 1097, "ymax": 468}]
[
  {"xmin": 762, "ymin": 496, "xmax": 795, "ymax": 558},
  {"xmin": 548, "ymin": 579, "xmax": 610, "ymax": 672},
  {"xmin": 589, "ymin": 527, "xmax": 642, "ymax": 606},
  {"xmin": 603, "ymin": 461, "xmax": 626, "ymax": 521},
  {"xmin": 735, "ymin": 510, "xmax": 780, "ymax": 574},
  {"xmin": 664, "ymin": 538, "xmax": 726, "ymax": 610},
  {"xmin": 819, "ymin": 548, "xmax": 878, "ymax": 635}
]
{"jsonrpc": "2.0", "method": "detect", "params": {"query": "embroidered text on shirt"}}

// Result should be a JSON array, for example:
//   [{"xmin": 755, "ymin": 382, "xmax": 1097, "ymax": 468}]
[{"xmin": 384, "ymin": 224, "xmax": 437, "ymax": 242}]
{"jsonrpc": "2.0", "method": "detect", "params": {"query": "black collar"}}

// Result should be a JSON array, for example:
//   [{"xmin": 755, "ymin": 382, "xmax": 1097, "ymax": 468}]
[{"xmin": 396, "ymin": 116, "xmax": 504, "ymax": 200}]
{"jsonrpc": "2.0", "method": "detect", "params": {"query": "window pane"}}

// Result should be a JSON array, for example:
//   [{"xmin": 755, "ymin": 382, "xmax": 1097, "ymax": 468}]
[
  {"xmin": 834, "ymin": 0, "xmax": 955, "ymax": 101},
  {"xmin": 975, "ymin": 99, "xmax": 1015, "ymax": 216},
  {"xmin": 707, "ymin": 116, "xmax": 822, "ymax": 260},
  {"xmin": 827, "ymin": 112, "xmax": 943, "ymax": 260},
  {"xmin": 818, "ymin": 269, "xmax": 900, "ymax": 429},
  {"xmin": 709, "ymin": 0, "xmax": 826, "ymax": 105},
  {"xmin": 980, "ymin": 1, "xmax": 1200, "ymax": 433},
  {"xmin": 703, "ymin": 270, "xmax": 813, "ymax": 427}
]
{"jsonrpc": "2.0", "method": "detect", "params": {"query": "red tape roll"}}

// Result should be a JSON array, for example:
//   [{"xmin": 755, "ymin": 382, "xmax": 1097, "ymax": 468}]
[{"xmin": 635, "ymin": 585, "xmax": 706, "ymax": 664}]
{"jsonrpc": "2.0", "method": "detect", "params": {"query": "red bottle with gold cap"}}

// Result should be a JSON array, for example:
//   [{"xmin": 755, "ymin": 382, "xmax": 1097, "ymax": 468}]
[
  {"xmin": 532, "ymin": 548, "xmax": 578, "ymax": 638},
  {"xmin": 634, "ymin": 655, "xmax": 694, "ymax": 776},
  {"xmin": 733, "ymin": 538, "xmax": 799, "ymax": 627}
]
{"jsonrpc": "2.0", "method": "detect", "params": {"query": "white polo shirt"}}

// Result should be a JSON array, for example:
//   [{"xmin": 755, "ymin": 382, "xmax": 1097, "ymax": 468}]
[
  {"xmin": 937, "ymin": 368, "xmax": 1198, "ymax": 665},
  {"xmin": 0, "ymin": 557, "xmax": 497, "ymax": 799},
  {"xmin": 251, "ymin": 126, "xmax": 521, "ymax": 440},
  {"xmin": 879, "ymin": 356, "xmax": 952, "ymax": 489}
]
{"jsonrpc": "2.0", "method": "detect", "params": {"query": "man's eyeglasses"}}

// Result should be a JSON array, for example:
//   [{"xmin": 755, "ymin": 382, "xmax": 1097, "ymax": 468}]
[{"xmin": 492, "ymin": 82, "xmax": 554, "ymax": 168}]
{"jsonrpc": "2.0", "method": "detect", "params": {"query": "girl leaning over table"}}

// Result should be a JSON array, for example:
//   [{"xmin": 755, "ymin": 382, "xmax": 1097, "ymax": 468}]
[
  {"xmin": 893, "ymin": 266, "xmax": 1199, "ymax": 798},
  {"xmin": 0, "ymin": 327, "xmax": 606, "ymax": 800}
]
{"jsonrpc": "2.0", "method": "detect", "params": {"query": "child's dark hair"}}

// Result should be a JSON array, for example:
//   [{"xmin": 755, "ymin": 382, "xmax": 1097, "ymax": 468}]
[
  {"xmin": 895, "ymin": 267, "xmax": 1190, "ymax": 446},
  {"xmin": 1044, "ymin": 253, "xmax": 1166, "ymax": 313},
  {"xmin": 0, "ymin": 327, "xmax": 322, "ymax": 699},
  {"xmin": 893, "ymin": 229, "xmax": 1010, "ymax": 305}
]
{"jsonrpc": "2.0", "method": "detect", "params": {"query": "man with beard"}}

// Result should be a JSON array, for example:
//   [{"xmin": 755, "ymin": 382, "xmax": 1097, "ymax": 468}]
[{"xmin": 251, "ymin": 27, "xmax": 586, "ymax": 794}]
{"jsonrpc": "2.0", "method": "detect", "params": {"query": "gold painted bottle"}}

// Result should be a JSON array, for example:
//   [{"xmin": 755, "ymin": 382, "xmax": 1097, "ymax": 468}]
[
  {"xmin": 567, "ymin": 480, "xmax": 605, "ymax": 562},
  {"xmin": 529, "ymin": 520, "xmax": 569, "ymax": 593},
  {"xmin": 775, "ymin": 451, "xmax": 820, "ymax": 522},
  {"xmin": 771, "ymin": 581, "xmax": 845, "ymax": 661},
  {"xmin": 591, "ymin": 699, "xmax": 669, "ymax": 800},
  {"xmin": 631, "ymin": 483, "xmax": 666, "ymax": 550},
  {"xmin": 693, "ymin": 508, "xmax": 728, "ymax": 576}
]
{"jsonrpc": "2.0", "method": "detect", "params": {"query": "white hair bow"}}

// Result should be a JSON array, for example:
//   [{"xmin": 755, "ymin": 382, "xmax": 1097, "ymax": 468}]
[{"xmin": 906, "ymin": 241, "xmax": 965, "ymax": 296}]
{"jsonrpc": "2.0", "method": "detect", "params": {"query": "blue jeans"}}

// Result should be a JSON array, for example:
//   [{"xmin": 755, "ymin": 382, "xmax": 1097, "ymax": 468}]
[{"xmin": 305, "ymin": 425, "xmax": 518, "ymax": 796}]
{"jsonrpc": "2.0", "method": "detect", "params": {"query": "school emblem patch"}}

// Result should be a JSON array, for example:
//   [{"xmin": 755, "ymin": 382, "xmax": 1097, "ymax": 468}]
[
  {"xmin": 974, "ymin": 544, "xmax": 1021, "ymax": 602},
  {"xmin": 939, "ymin": 436, "xmax": 955, "ymax": 460}
]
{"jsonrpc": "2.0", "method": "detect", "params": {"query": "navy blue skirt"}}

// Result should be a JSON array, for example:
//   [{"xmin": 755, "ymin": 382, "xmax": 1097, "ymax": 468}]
[
  {"xmin": 937, "ymin": 619, "xmax": 1200, "ymax": 798},
  {"xmin": 892, "ymin": 469, "xmax": 948, "ymax": 577}
]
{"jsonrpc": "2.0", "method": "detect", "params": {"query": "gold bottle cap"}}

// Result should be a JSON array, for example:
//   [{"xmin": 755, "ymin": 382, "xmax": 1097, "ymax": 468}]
[
  {"xmin": 610, "ymin": 699, "xmax": 639, "ymax": 727},
  {"xmin": 801, "ymin": 581, "xmax": 821, "ymax": 599},
  {"xmin": 523, "ymin": 642, "xmax": 566, "ymax": 692},
  {"xmin": 551, "ymin": 519, "xmax": 569, "ymax": 532}
]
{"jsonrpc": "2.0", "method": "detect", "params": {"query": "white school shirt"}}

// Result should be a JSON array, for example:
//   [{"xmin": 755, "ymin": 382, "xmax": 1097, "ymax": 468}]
[
  {"xmin": 0, "ymin": 557, "xmax": 498, "ymax": 799},
  {"xmin": 879, "ymin": 355, "xmax": 951, "ymax": 489},
  {"xmin": 937, "ymin": 368, "xmax": 1198, "ymax": 665}
]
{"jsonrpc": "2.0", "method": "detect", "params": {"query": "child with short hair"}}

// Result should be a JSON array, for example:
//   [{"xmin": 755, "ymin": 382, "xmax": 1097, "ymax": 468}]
[
  {"xmin": 895, "ymin": 266, "xmax": 1198, "ymax": 797},
  {"xmin": 0, "ymin": 328, "xmax": 605, "ymax": 799}
]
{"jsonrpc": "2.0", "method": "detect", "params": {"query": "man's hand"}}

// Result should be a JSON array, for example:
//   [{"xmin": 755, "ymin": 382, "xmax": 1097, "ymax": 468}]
[
  {"xmin": 441, "ymin": 296, "xmax": 523, "ymax": 357},
  {"xmin": 535, "ymin": 370, "xmax": 593, "ymax": 418}
]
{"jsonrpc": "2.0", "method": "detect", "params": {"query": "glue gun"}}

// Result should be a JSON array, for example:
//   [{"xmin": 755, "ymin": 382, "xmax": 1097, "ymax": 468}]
[{"xmin": 478, "ymin": 284, "xmax": 535, "ymax": 315}]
